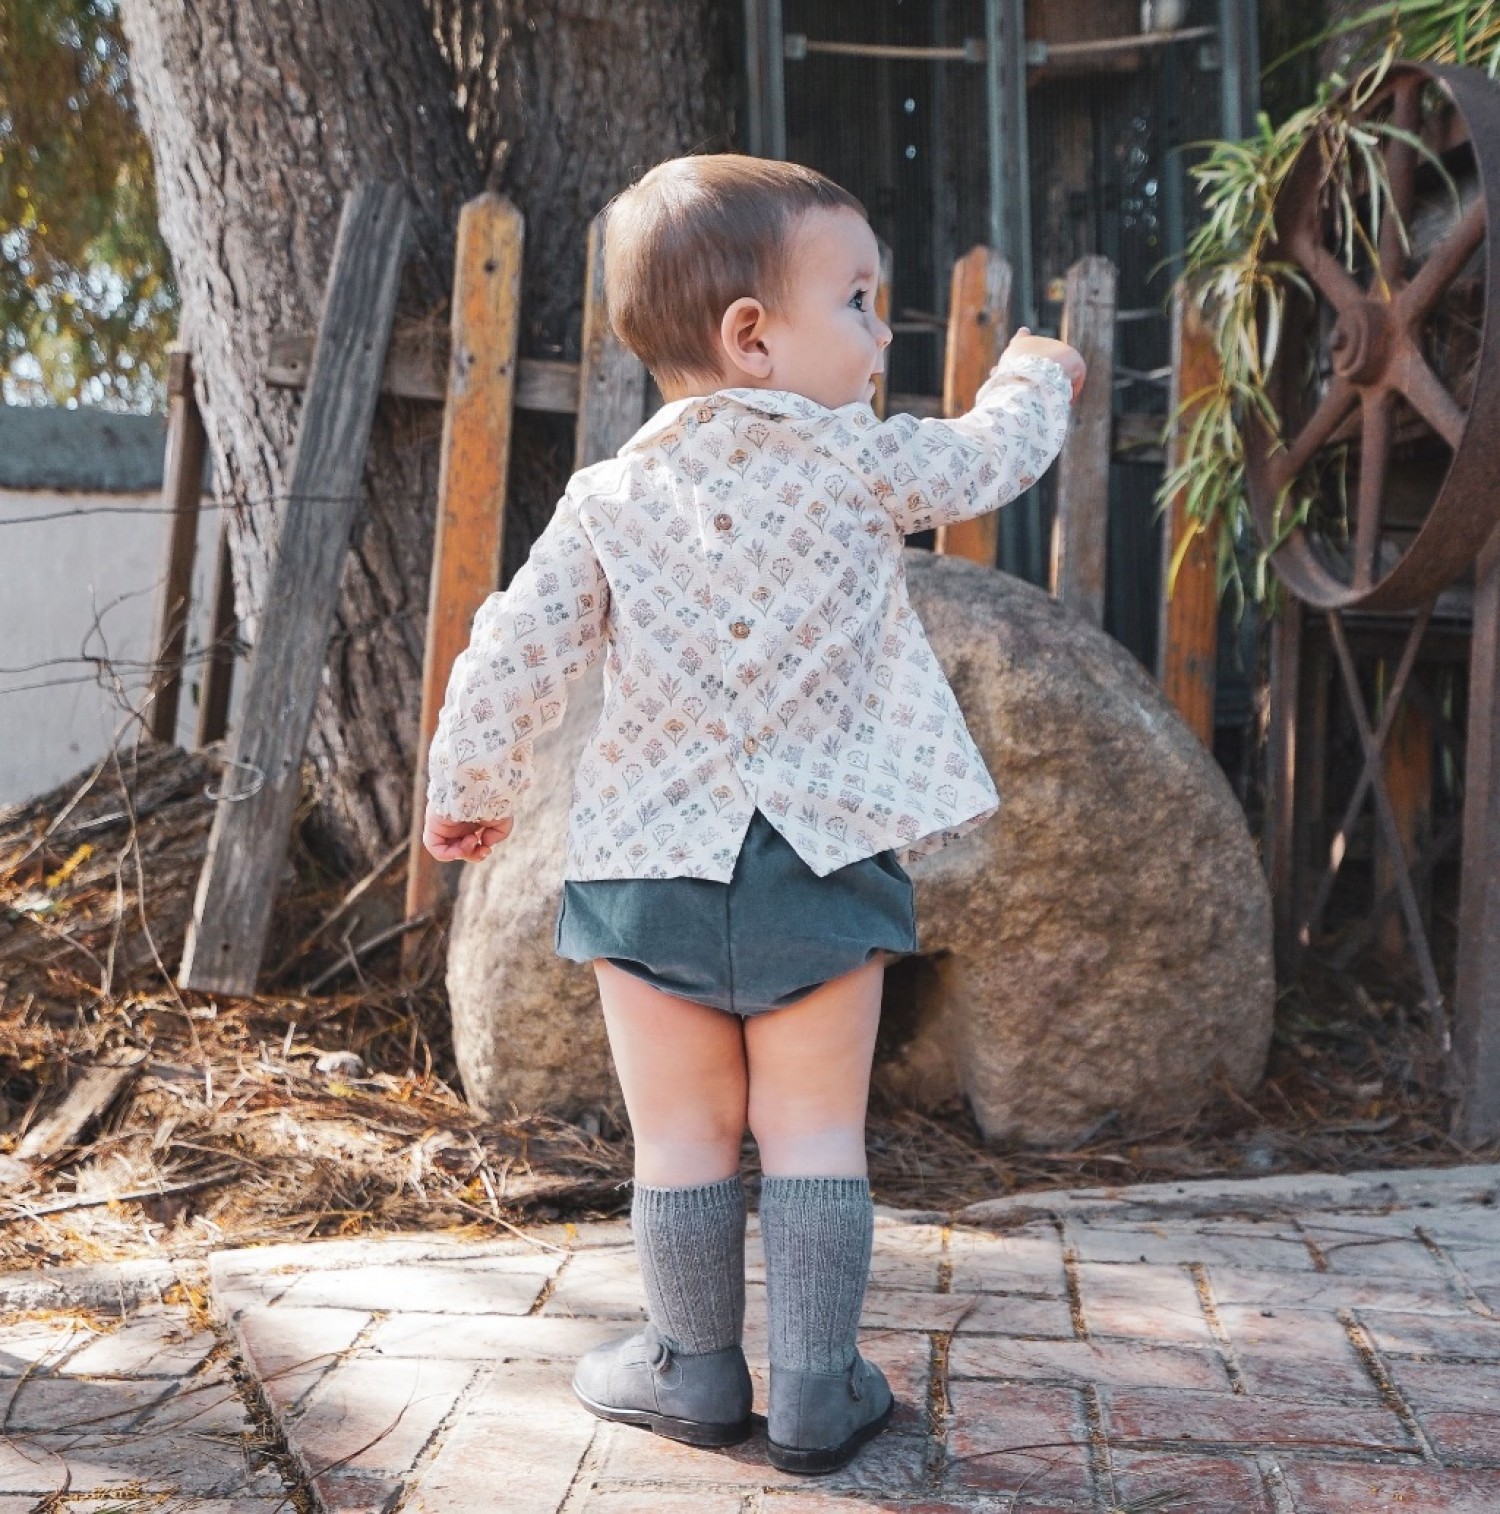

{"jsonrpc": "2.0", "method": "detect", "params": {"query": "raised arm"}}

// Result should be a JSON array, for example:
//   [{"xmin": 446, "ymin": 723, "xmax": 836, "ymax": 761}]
[
  {"xmin": 860, "ymin": 352, "xmax": 1074, "ymax": 537},
  {"xmin": 425, "ymin": 482, "xmax": 609, "ymax": 826}
]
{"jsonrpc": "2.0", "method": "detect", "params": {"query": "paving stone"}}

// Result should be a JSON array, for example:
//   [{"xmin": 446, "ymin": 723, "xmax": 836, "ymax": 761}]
[
  {"xmin": 366, "ymin": 1310, "xmax": 617, "ymax": 1362},
  {"xmin": 948, "ymin": 1335, "xmax": 1230, "ymax": 1392},
  {"xmin": 593, "ymin": 1417, "xmax": 928, "ymax": 1494},
  {"xmin": 61, "ymin": 1306, "xmax": 219, "ymax": 1377},
  {"xmin": 0, "ymin": 1372, "xmax": 173, "ymax": 1431},
  {"xmin": 1214, "ymin": 1304, "xmax": 1380, "ymax": 1399},
  {"xmin": 284, "ymin": 1356, "xmax": 477, "ymax": 1475},
  {"xmin": 223, "ymin": 1259, "xmax": 555, "ymax": 1317},
  {"xmin": 942, "ymin": 1381, "xmax": 1093, "ymax": 1500},
  {"xmin": 586, "ymin": 1492, "xmax": 744, "ymax": 1512},
  {"xmin": 24, "ymin": 1429, "xmax": 287, "ymax": 1498},
  {"xmin": 1412, "ymin": 1206, "xmax": 1500, "ymax": 1251},
  {"xmin": 1358, "ymin": 1309, "xmax": 1500, "ymax": 1359},
  {"xmin": 1383, "ymin": 1358, "xmax": 1500, "ymax": 1460},
  {"xmin": 859, "ymin": 1288, "xmax": 993, "ymax": 1332},
  {"xmin": 1069, "ymin": 1219, "xmax": 1314, "ymax": 1271},
  {"xmin": 950, "ymin": 1292, "xmax": 1077, "ymax": 1338},
  {"xmin": 946, "ymin": 1225, "xmax": 1068, "ymax": 1296},
  {"xmin": 1300, "ymin": 1223, "xmax": 1450, "ymax": 1279},
  {"xmin": 1280, "ymin": 1460, "xmax": 1500, "ymax": 1511},
  {"xmin": 761, "ymin": 1499, "xmax": 1009, "ymax": 1514},
  {"xmin": 230, "ymin": 1304, "xmax": 370, "ymax": 1412},
  {"xmin": 1110, "ymin": 1449, "xmax": 1273, "ymax": 1512},
  {"xmin": 311, "ymin": 1469, "xmax": 405, "ymax": 1513},
  {"xmin": 0, "ymin": 1313, "xmax": 101, "ymax": 1373},
  {"xmin": 539, "ymin": 1248, "xmax": 648, "ymax": 1320},
  {"xmin": 0, "ymin": 1434, "xmax": 66, "ymax": 1496},
  {"xmin": 1099, "ymin": 1385, "xmax": 1414, "ymax": 1451},
  {"xmin": 403, "ymin": 1363, "xmax": 595, "ymax": 1514},
  {"xmin": 1075, "ymin": 1262, "xmax": 1215, "ymax": 1343},
  {"xmin": 1206, "ymin": 1266, "xmax": 1468, "ymax": 1314}
]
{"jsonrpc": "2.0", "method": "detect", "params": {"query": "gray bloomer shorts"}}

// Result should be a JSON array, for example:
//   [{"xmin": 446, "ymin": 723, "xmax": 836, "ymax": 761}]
[{"xmin": 554, "ymin": 809, "xmax": 919, "ymax": 1018}]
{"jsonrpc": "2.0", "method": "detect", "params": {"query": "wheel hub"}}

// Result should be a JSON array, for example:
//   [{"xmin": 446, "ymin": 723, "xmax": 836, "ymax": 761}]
[{"xmin": 1329, "ymin": 301, "xmax": 1394, "ymax": 385}]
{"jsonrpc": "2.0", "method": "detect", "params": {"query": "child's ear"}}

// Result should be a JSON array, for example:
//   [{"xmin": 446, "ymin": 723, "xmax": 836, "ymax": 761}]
[{"xmin": 719, "ymin": 297, "xmax": 773, "ymax": 381}]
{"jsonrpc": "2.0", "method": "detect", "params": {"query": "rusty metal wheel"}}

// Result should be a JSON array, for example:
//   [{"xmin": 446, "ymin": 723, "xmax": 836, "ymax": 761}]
[{"xmin": 1244, "ymin": 62, "xmax": 1500, "ymax": 612}]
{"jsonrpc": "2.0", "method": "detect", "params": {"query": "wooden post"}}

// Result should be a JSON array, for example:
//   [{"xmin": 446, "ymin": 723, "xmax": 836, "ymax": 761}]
[
  {"xmin": 1157, "ymin": 287, "xmax": 1220, "ymax": 746},
  {"xmin": 575, "ymin": 209, "xmax": 647, "ymax": 468},
  {"xmin": 180, "ymin": 181, "xmax": 412, "ymax": 994},
  {"xmin": 403, "ymin": 195, "xmax": 525, "ymax": 961},
  {"xmin": 1451, "ymin": 526, "xmax": 1500, "ymax": 1141},
  {"xmin": 148, "ymin": 349, "xmax": 209, "ymax": 744},
  {"xmin": 933, "ymin": 246, "xmax": 1011, "ymax": 565},
  {"xmin": 872, "ymin": 238, "xmax": 894, "ymax": 421},
  {"xmin": 1378, "ymin": 694, "xmax": 1433, "ymax": 954},
  {"xmin": 1266, "ymin": 593, "xmax": 1304, "ymax": 973},
  {"xmin": 1050, "ymin": 255, "xmax": 1115, "ymax": 625},
  {"xmin": 195, "ymin": 513, "xmax": 238, "ymax": 750}
]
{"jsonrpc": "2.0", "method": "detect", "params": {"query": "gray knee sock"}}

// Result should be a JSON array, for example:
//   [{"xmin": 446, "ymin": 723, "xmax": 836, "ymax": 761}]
[
  {"xmin": 759, "ymin": 1174, "xmax": 874, "ymax": 1373},
  {"xmin": 631, "ymin": 1173, "xmax": 746, "ymax": 1356}
]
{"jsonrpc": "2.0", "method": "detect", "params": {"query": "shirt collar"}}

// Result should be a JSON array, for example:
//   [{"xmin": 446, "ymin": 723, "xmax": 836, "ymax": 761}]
[{"xmin": 619, "ymin": 387, "xmax": 855, "ymax": 453}]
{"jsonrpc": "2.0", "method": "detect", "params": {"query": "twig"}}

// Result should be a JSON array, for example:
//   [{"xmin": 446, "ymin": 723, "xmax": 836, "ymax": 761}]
[
  {"xmin": 304, "ymin": 915, "xmax": 431, "ymax": 994},
  {"xmin": 2, "ymin": 1168, "xmax": 236, "ymax": 1219}
]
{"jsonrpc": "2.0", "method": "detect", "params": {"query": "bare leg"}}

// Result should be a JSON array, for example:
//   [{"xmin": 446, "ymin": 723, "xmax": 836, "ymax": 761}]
[
  {"xmin": 744, "ymin": 955, "xmax": 885, "ymax": 1176},
  {"xmin": 594, "ymin": 959, "xmax": 749, "ymax": 1186}
]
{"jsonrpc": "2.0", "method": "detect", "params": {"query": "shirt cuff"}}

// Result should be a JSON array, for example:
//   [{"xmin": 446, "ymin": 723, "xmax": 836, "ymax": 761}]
[{"xmin": 987, "ymin": 352, "xmax": 1074, "ymax": 409}]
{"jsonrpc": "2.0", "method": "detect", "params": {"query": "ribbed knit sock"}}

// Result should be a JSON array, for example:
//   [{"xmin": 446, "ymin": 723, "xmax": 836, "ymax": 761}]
[
  {"xmin": 631, "ymin": 1172, "xmax": 747, "ymax": 1356},
  {"xmin": 759, "ymin": 1174, "xmax": 874, "ymax": 1373}
]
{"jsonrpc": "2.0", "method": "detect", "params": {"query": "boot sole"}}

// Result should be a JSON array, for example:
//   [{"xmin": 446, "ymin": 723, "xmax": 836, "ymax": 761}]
[
  {"xmin": 766, "ymin": 1395, "xmax": 896, "ymax": 1474},
  {"xmin": 571, "ymin": 1382, "xmax": 756, "ymax": 1448}
]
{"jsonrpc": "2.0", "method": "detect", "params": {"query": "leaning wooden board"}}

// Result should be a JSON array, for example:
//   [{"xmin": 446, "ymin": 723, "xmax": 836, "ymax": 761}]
[{"xmin": 180, "ymin": 180, "xmax": 411, "ymax": 994}]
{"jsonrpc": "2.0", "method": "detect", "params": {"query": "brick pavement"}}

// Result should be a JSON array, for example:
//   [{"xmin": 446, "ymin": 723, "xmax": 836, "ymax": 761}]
[{"xmin": 5, "ymin": 1164, "xmax": 1500, "ymax": 1511}]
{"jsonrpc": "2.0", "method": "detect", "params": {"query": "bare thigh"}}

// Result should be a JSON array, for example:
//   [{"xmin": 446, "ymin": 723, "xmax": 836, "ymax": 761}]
[
  {"xmin": 594, "ymin": 959, "xmax": 749, "ymax": 1187},
  {"xmin": 744, "ymin": 954, "xmax": 885, "ymax": 1177}
]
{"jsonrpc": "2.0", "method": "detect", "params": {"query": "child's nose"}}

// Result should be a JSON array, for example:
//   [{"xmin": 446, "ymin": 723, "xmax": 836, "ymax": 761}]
[{"xmin": 875, "ymin": 318, "xmax": 893, "ymax": 349}]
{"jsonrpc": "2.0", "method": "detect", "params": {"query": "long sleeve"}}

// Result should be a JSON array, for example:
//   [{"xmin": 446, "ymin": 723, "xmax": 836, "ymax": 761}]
[
  {"xmin": 425, "ymin": 483, "xmax": 609, "ymax": 825},
  {"xmin": 858, "ymin": 353, "xmax": 1074, "ymax": 537}
]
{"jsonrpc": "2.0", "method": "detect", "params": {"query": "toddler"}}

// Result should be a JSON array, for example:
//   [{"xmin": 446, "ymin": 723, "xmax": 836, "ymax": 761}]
[{"xmin": 422, "ymin": 153, "xmax": 1083, "ymax": 1474}]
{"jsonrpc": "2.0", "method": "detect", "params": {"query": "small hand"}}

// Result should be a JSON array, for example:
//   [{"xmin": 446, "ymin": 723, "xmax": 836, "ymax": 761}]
[
  {"xmin": 1006, "ymin": 327, "xmax": 1087, "ymax": 403},
  {"xmin": 422, "ymin": 806, "xmax": 513, "ymax": 863}
]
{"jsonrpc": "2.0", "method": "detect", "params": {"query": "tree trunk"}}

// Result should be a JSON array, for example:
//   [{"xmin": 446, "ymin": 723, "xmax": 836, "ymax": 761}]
[{"xmin": 118, "ymin": 0, "xmax": 733, "ymax": 876}]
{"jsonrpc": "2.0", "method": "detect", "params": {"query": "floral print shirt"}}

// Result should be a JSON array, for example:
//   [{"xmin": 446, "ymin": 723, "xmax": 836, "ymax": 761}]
[{"xmin": 426, "ymin": 352, "xmax": 1074, "ymax": 879}]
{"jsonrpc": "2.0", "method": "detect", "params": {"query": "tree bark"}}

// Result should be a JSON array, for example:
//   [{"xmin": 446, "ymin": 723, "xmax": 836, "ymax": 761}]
[{"xmin": 118, "ymin": 0, "xmax": 734, "ymax": 876}]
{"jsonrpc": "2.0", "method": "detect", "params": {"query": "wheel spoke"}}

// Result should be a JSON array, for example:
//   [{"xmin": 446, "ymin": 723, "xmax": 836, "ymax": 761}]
[
  {"xmin": 1398, "ymin": 197, "xmax": 1486, "ymax": 322},
  {"xmin": 1269, "ymin": 376, "xmax": 1358, "ymax": 490},
  {"xmin": 1353, "ymin": 394, "xmax": 1393, "ymax": 590},
  {"xmin": 1395, "ymin": 345, "xmax": 1468, "ymax": 449},
  {"xmin": 1378, "ymin": 75, "xmax": 1423, "ymax": 283},
  {"xmin": 1289, "ymin": 230, "xmax": 1366, "ymax": 314}
]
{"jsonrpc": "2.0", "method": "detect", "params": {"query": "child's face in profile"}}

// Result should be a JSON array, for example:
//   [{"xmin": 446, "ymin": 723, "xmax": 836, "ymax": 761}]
[{"xmin": 760, "ymin": 207, "xmax": 893, "ymax": 410}]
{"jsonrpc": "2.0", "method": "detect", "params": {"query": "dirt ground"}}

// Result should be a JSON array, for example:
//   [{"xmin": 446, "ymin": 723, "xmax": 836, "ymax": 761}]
[{"xmin": 2, "ymin": 737, "xmax": 1492, "ymax": 1273}]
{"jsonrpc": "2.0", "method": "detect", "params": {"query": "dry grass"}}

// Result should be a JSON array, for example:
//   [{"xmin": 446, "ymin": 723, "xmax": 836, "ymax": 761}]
[{"xmin": 1, "ymin": 736, "xmax": 1493, "ymax": 1273}]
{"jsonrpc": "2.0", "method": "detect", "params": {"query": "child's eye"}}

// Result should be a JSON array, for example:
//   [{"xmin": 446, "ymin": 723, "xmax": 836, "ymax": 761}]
[{"xmin": 849, "ymin": 288, "xmax": 868, "ymax": 312}]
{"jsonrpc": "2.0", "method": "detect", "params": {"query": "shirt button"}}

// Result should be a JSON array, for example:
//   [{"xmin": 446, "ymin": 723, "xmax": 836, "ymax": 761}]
[
  {"xmin": 714, "ymin": 512, "xmax": 732, "ymax": 531},
  {"xmin": 730, "ymin": 620, "xmax": 751, "ymax": 640},
  {"xmin": 742, "ymin": 735, "xmax": 758, "ymax": 755}
]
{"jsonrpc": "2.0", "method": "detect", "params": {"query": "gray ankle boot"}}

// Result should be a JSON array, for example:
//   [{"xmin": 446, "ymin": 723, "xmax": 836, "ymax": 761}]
[
  {"xmin": 570, "ymin": 1320, "xmax": 755, "ymax": 1447},
  {"xmin": 768, "ymin": 1352, "xmax": 894, "ymax": 1473},
  {"xmin": 760, "ymin": 1174, "xmax": 897, "ymax": 1474}
]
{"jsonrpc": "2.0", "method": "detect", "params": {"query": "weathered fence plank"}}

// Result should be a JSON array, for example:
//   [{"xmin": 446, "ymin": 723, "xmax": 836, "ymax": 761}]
[
  {"xmin": 148, "ymin": 349, "xmax": 209, "ymax": 744},
  {"xmin": 1157, "ymin": 287, "xmax": 1219, "ymax": 745},
  {"xmin": 575, "ymin": 210, "xmax": 647, "ymax": 467},
  {"xmin": 195, "ymin": 512, "xmax": 237, "ymax": 750},
  {"xmin": 180, "ymin": 180, "xmax": 412, "ymax": 994},
  {"xmin": 933, "ymin": 246, "xmax": 1011, "ymax": 565},
  {"xmin": 1050, "ymin": 255, "xmax": 1116, "ymax": 625},
  {"xmin": 403, "ymin": 195, "xmax": 525, "ymax": 950}
]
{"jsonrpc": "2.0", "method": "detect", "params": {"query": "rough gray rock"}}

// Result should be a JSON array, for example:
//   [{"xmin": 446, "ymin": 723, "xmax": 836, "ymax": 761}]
[{"xmin": 447, "ymin": 549, "xmax": 1275, "ymax": 1144}]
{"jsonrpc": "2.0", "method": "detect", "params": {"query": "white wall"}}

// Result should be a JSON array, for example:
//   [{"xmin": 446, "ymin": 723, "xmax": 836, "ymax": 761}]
[{"xmin": 0, "ymin": 484, "xmax": 239, "ymax": 808}]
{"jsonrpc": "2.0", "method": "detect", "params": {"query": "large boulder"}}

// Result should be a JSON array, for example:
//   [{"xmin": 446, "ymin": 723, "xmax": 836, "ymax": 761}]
[{"xmin": 447, "ymin": 549, "xmax": 1275, "ymax": 1144}]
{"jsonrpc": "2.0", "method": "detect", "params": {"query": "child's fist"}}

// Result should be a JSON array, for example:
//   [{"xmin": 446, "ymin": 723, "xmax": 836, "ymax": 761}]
[
  {"xmin": 422, "ymin": 805, "xmax": 512, "ymax": 863},
  {"xmin": 1005, "ymin": 327, "xmax": 1087, "ymax": 402}
]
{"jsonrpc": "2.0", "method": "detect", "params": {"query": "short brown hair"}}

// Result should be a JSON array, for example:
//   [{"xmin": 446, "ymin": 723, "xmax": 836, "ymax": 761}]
[{"xmin": 603, "ymin": 154, "xmax": 866, "ymax": 388}]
